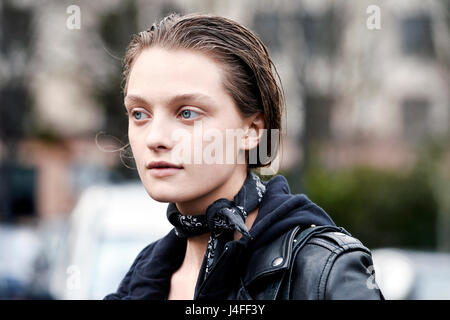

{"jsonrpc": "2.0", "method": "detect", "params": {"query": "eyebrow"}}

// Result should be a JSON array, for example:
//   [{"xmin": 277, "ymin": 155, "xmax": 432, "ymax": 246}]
[{"xmin": 124, "ymin": 93, "xmax": 216, "ymax": 108}]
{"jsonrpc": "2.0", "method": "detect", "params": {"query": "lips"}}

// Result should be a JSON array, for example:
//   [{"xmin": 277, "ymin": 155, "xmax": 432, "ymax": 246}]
[
  {"xmin": 147, "ymin": 161, "xmax": 184, "ymax": 169},
  {"xmin": 147, "ymin": 161, "xmax": 183, "ymax": 178}
]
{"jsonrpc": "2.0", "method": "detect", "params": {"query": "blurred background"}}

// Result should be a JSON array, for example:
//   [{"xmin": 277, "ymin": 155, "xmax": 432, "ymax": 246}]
[{"xmin": 0, "ymin": 0, "xmax": 449, "ymax": 300}]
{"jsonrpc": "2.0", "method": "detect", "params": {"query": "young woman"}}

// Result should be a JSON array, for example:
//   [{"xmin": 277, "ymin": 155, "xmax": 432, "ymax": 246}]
[{"xmin": 104, "ymin": 13, "xmax": 384, "ymax": 300}]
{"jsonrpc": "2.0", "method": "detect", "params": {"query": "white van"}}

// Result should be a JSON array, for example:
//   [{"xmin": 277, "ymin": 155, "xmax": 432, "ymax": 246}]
[{"xmin": 45, "ymin": 182, "xmax": 172, "ymax": 300}]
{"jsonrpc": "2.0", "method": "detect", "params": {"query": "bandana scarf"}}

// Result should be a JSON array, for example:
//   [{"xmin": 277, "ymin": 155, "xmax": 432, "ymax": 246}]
[{"xmin": 166, "ymin": 170, "xmax": 266, "ymax": 280}]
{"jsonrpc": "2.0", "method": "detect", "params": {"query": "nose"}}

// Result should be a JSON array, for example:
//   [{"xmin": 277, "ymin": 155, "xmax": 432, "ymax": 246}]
[{"xmin": 145, "ymin": 113, "xmax": 175, "ymax": 152}]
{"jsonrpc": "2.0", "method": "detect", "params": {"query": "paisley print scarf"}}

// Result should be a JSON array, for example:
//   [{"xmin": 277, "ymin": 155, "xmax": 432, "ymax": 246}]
[{"xmin": 166, "ymin": 170, "xmax": 266, "ymax": 280}]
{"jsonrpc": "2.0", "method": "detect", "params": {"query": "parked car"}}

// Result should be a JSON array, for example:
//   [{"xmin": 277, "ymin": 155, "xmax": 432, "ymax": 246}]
[
  {"xmin": 371, "ymin": 248, "xmax": 450, "ymax": 299},
  {"xmin": 42, "ymin": 182, "xmax": 172, "ymax": 300},
  {"xmin": 0, "ymin": 223, "xmax": 54, "ymax": 299}
]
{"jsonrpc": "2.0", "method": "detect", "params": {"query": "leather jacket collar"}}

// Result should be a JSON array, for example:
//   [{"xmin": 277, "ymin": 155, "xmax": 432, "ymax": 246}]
[{"xmin": 243, "ymin": 225, "xmax": 301, "ymax": 286}]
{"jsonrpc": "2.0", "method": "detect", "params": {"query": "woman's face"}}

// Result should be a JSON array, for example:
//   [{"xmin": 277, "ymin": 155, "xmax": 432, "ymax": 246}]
[{"xmin": 125, "ymin": 47, "xmax": 261, "ymax": 214}]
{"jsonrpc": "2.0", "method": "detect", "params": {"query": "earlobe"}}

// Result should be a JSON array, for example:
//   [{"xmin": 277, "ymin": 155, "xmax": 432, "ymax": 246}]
[
  {"xmin": 241, "ymin": 113, "xmax": 265, "ymax": 150},
  {"xmin": 241, "ymin": 128, "xmax": 259, "ymax": 150}
]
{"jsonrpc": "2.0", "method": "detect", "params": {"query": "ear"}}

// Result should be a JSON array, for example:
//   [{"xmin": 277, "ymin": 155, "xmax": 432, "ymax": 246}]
[{"xmin": 240, "ymin": 113, "xmax": 265, "ymax": 151}]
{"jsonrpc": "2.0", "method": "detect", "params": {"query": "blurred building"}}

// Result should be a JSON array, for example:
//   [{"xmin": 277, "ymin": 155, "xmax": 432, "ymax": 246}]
[
  {"xmin": 0, "ymin": 0, "xmax": 449, "ymax": 221},
  {"xmin": 0, "ymin": 0, "xmax": 128, "ymax": 221}
]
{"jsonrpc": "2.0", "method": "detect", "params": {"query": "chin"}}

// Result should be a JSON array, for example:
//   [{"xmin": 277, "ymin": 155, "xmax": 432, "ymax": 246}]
[
  {"xmin": 144, "ymin": 185, "xmax": 183, "ymax": 203},
  {"xmin": 145, "ymin": 189, "xmax": 174, "ymax": 203}
]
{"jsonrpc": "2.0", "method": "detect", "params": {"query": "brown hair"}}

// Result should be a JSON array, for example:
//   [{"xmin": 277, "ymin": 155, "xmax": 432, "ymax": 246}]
[{"xmin": 122, "ymin": 12, "xmax": 285, "ymax": 170}]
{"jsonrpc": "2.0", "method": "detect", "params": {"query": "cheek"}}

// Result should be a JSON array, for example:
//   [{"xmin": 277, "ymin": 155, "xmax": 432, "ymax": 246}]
[
  {"xmin": 223, "ymin": 128, "xmax": 246, "ymax": 161},
  {"xmin": 185, "ymin": 162, "xmax": 235, "ymax": 193},
  {"xmin": 199, "ymin": 126, "xmax": 245, "ymax": 165},
  {"xmin": 128, "ymin": 129, "xmax": 144, "ymax": 163}
]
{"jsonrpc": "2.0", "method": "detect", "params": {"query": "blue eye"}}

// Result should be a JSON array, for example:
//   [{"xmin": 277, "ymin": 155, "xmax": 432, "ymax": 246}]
[
  {"xmin": 180, "ymin": 109, "xmax": 200, "ymax": 120},
  {"xmin": 132, "ymin": 110, "xmax": 148, "ymax": 120}
]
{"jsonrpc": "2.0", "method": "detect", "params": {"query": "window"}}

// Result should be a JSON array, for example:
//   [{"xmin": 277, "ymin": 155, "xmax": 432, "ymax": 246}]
[
  {"xmin": 400, "ymin": 15, "xmax": 435, "ymax": 58},
  {"xmin": 304, "ymin": 94, "xmax": 333, "ymax": 143},
  {"xmin": 402, "ymin": 97, "xmax": 431, "ymax": 142},
  {"xmin": 0, "ymin": 164, "xmax": 36, "ymax": 222},
  {"xmin": 0, "ymin": 2, "xmax": 33, "ymax": 55},
  {"xmin": 300, "ymin": 9, "xmax": 341, "ymax": 58},
  {"xmin": 253, "ymin": 12, "xmax": 281, "ymax": 53}
]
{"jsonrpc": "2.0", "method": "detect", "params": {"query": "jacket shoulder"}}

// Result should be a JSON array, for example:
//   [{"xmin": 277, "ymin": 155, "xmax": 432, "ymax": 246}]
[
  {"xmin": 288, "ymin": 229, "xmax": 384, "ymax": 300},
  {"xmin": 306, "ymin": 229, "xmax": 370, "ymax": 252}
]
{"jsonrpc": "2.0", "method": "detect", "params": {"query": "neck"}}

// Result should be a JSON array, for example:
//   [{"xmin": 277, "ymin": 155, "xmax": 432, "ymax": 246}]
[
  {"xmin": 176, "ymin": 164, "xmax": 253, "ymax": 273},
  {"xmin": 175, "ymin": 164, "xmax": 248, "ymax": 215},
  {"xmin": 182, "ymin": 206, "xmax": 259, "ymax": 272},
  {"xmin": 184, "ymin": 232, "xmax": 211, "ymax": 271}
]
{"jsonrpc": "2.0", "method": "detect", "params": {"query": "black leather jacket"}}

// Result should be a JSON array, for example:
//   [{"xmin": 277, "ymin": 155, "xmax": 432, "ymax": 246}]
[
  {"xmin": 104, "ymin": 224, "xmax": 384, "ymax": 300},
  {"xmin": 104, "ymin": 173, "xmax": 385, "ymax": 300},
  {"xmin": 235, "ymin": 225, "xmax": 384, "ymax": 300}
]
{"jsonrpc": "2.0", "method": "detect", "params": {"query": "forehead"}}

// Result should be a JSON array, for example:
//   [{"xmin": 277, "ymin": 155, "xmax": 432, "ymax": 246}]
[{"xmin": 126, "ymin": 47, "xmax": 231, "ymax": 104}]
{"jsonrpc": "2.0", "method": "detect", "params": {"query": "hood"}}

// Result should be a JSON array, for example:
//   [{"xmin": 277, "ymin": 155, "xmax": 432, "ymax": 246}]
[
  {"xmin": 247, "ymin": 174, "xmax": 336, "ymax": 250},
  {"xmin": 193, "ymin": 173, "xmax": 337, "ymax": 299}
]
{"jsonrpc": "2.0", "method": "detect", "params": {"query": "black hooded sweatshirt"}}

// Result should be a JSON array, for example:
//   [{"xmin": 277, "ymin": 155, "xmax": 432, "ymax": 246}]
[{"xmin": 104, "ymin": 174, "xmax": 336, "ymax": 300}]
